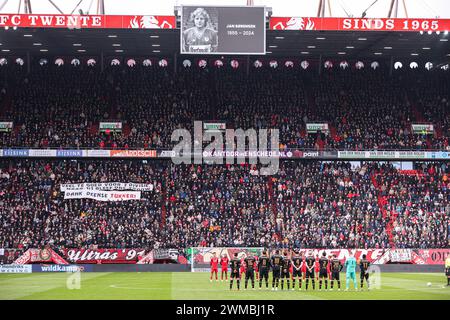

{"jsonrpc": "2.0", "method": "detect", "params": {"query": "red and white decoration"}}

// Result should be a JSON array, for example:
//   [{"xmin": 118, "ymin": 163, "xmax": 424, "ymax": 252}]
[
  {"xmin": 230, "ymin": 60, "xmax": 239, "ymax": 69},
  {"xmin": 55, "ymin": 58, "xmax": 64, "ymax": 66},
  {"xmin": 143, "ymin": 59, "xmax": 152, "ymax": 67},
  {"xmin": 253, "ymin": 60, "xmax": 263, "ymax": 68},
  {"xmin": 300, "ymin": 60, "xmax": 309, "ymax": 70},
  {"xmin": 355, "ymin": 61, "xmax": 364, "ymax": 69},
  {"xmin": 158, "ymin": 59, "xmax": 168, "ymax": 67},
  {"xmin": 284, "ymin": 60, "xmax": 294, "ymax": 68},
  {"xmin": 127, "ymin": 59, "xmax": 136, "ymax": 67},
  {"xmin": 339, "ymin": 60, "xmax": 349, "ymax": 70},
  {"xmin": 324, "ymin": 60, "xmax": 333, "ymax": 69}
]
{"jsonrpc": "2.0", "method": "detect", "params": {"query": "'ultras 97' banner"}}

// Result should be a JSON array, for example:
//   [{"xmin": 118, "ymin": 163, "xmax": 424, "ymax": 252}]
[{"xmin": 180, "ymin": 6, "xmax": 266, "ymax": 55}]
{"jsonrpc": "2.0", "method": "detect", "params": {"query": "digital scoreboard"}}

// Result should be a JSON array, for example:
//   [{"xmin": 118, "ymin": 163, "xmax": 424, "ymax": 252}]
[{"xmin": 180, "ymin": 6, "xmax": 266, "ymax": 55}]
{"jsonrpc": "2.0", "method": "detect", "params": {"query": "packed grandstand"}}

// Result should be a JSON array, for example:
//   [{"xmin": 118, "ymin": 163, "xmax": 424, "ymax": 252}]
[{"xmin": 0, "ymin": 63, "xmax": 449, "ymax": 265}]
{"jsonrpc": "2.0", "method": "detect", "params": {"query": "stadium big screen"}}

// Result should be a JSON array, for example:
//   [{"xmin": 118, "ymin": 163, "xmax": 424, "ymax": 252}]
[{"xmin": 180, "ymin": 5, "xmax": 266, "ymax": 54}]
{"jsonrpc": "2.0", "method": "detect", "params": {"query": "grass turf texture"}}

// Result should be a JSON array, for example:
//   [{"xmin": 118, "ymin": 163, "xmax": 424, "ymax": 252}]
[{"xmin": 0, "ymin": 272, "xmax": 449, "ymax": 300}]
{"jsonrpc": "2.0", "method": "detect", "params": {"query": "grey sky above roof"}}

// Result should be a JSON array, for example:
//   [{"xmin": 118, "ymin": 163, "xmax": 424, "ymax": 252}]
[{"xmin": 0, "ymin": 0, "xmax": 449, "ymax": 18}]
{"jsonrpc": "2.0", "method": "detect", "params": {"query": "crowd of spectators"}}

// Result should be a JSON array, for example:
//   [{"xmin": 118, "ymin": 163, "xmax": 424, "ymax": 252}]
[
  {"xmin": 1, "ymin": 65, "xmax": 449, "ymax": 151},
  {"xmin": 374, "ymin": 162, "xmax": 450, "ymax": 248},
  {"xmin": 273, "ymin": 161, "xmax": 390, "ymax": 249},
  {"xmin": 1, "ymin": 159, "xmax": 448, "ymax": 252}
]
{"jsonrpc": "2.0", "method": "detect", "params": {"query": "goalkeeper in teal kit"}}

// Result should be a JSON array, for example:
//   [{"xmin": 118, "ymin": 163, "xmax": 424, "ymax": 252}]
[{"xmin": 344, "ymin": 253, "xmax": 358, "ymax": 291}]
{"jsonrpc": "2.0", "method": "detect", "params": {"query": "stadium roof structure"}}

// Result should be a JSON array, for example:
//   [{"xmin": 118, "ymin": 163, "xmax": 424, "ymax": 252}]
[{"xmin": 1, "ymin": 27, "xmax": 449, "ymax": 61}]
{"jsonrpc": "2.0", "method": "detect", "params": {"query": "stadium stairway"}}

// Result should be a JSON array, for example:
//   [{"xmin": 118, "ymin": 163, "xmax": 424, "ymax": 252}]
[
  {"xmin": 89, "ymin": 123, "xmax": 98, "ymax": 136},
  {"xmin": 0, "ymin": 91, "xmax": 12, "ymax": 118},
  {"xmin": 267, "ymin": 176, "xmax": 281, "ymax": 239},
  {"xmin": 122, "ymin": 123, "xmax": 131, "ymax": 137},
  {"xmin": 371, "ymin": 173, "xmax": 396, "ymax": 248},
  {"xmin": 161, "ymin": 187, "xmax": 167, "ymax": 228},
  {"xmin": 329, "ymin": 124, "xmax": 337, "ymax": 140}
]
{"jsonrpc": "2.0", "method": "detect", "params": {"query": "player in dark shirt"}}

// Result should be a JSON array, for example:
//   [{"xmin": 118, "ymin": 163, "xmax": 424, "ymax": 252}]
[
  {"xmin": 258, "ymin": 251, "xmax": 271, "ymax": 289},
  {"xmin": 329, "ymin": 254, "xmax": 343, "ymax": 290},
  {"xmin": 280, "ymin": 251, "xmax": 291, "ymax": 290},
  {"xmin": 318, "ymin": 252, "xmax": 330, "ymax": 290},
  {"xmin": 304, "ymin": 251, "xmax": 316, "ymax": 290},
  {"xmin": 359, "ymin": 254, "xmax": 371, "ymax": 290},
  {"xmin": 291, "ymin": 250, "xmax": 303, "ymax": 290},
  {"xmin": 270, "ymin": 250, "xmax": 283, "ymax": 291},
  {"xmin": 244, "ymin": 255, "xmax": 256, "ymax": 290},
  {"xmin": 229, "ymin": 253, "xmax": 241, "ymax": 290}
]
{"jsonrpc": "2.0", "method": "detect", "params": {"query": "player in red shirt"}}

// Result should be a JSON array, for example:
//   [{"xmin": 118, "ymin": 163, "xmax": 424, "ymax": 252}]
[
  {"xmin": 328, "ymin": 254, "xmax": 333, "ymax": 282},
  {"xmin": 210, "ymin": 253, "xmax": 219, "ymax": 282},
  {"xmin": 240, "ymin": 257, "xmax": 246, "ymax": 280},
  {"xmin": 220, "ymin": 254, "xmax": 229, "ymax": 281}
]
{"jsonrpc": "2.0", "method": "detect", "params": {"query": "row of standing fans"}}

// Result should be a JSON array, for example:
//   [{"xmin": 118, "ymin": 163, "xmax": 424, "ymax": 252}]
[{"xmin": 0, "ymin": 57, "xmax": 446, "ymax": 71}]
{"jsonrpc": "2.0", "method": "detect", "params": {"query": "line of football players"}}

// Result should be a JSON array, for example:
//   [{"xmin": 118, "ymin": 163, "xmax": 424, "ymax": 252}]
[{"xmin": 209, "ymin": 250, "xmax": 371, "ymax": 291}]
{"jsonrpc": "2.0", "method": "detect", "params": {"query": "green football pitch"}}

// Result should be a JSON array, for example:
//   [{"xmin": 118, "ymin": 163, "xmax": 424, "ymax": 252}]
[{"xmin": 0, "ymin": 272, "xmax": 449, "ymax": 300}]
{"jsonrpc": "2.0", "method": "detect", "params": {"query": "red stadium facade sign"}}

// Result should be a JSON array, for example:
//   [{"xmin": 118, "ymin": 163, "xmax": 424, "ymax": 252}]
[
  {"xmin": 270, "ymin": 17, "xmax": 450, "ymax": 32},
  {"xmin": 0, "ymin": 14, "xmax": 175, "ymax": 29},
  {"xmin": 64, "ymin": 248, "xmax": 148, "ymax": 264}
]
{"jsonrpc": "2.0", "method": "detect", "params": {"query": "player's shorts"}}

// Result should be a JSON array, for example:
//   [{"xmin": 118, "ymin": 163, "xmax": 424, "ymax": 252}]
[
  {"xmin": 221, "ymin": 267, "xmax": 228, "ymax": 272},
  {"xmin": 272, "ymin": 268, "xmax": 281, "ymax": 278},
  {"xmin": 292, "ymin": 269, "xmax": 302, "ymax": 277},
  {"xmin": 259, "ymin": 268, "xmax": 269, "ymax": 279},
  {"xmin": 245, "ymin": 269, "xmax": 255, "ymax": 279},
  {"xmin": 319, "ymin": 269, "xmax": 328, "ymax": 278},
  {"xmin": 331, "ymin": 271, "xmax": 340, "ymax": 281},
  {"xmin": 346, "ymin": 272, "xmax": 356, "ymax": 280},
  {"xmin": 305, "ymin": 270, "xmax": 315, "ymax": 279},
  {"xmin": 231, "ymin": 270, "xmax": 240, "ymax": 279},
  {"xmin": 360, "ymin": 271, "xmax": 369, "ymax": 280},
  {"xmin": 281, "ymin": 269, "xmax": 290, "ymax": 279},
  {"xmin": 445, "ymin": 268, "xmax": 450, "ymax": 276},
  {"xmin": 211, "ymin": 268, "xmax": 218, "ymax": 273}
]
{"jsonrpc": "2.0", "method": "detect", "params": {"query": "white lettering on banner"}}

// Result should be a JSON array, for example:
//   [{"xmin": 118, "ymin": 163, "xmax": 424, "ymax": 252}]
[
  {"xmin": 99, "ymin": 122, "xmax": 122, "ymax": 131},
  {"xmin": 60, "ymin": 182, "xmax": 153, "ymax": 191},
  {"xmin": 86, "ymin": 150, "xmax": 111, "ymax": 157},
  {"xmin": 0, "ymin": 265, "xmax": 32, "ymax": 273},
  {"xmin": 28, "ymin": 149, "xmax": 57, "ymax": 157},
  {"xmin": 306, "ymin": 123, "xmax": 329, "ymax": 132},
  {"xmin": 63, "ymin": 190, "xmax": 141, "ymax": 201}
]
